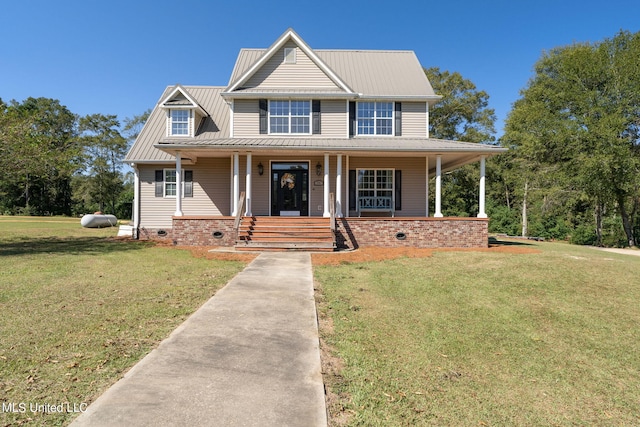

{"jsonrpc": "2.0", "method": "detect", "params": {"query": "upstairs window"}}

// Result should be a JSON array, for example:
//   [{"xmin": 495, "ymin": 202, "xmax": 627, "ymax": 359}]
[
  {"xmin": 269, "ymin": 100, "xmax": 310, "ymax": 134},
  {"xmin": 357, "ymin": 102, "xmax": 393, "ymax": 135},
  {"xmin": 170, "ymin": 109, "xmax": 190, "ymax": 136}
]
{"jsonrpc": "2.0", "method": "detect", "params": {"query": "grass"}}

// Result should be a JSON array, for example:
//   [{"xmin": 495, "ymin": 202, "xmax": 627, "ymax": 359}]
[
  {"xmin": 0, "ymin": 217, "xmax": 248, "ymax": 426},
  {"xmin": 314, "ymin": 242, "xmax": 640, "ymax": 426}
]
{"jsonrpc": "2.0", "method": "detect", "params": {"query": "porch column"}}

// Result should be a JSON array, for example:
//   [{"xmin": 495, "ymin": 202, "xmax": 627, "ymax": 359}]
[
  {"xmin": 435, "ymin": 155, "xmax": 443, "ymax": 218},
  {"xmin": 335, "ymin": 154, "xmax": 343, "ymax": 217},
  {"xmin": 132, "ymin": 164, "xmax": 140, "ymax": 238},
  {"xmin": 478, "ymin": 155, "xmax": 487, "ymax": 218},
  {"xmin": 174, "ymin": 153, "xmax": 183, "ymax": 216},
  {"xmin": 245, "ymin": 152, "xmax": 252, "ymax": 216},
  {"xmin": 323, "ymin": 153, "xmax": 330, "ymax": 217},
  {"xmin": 231, "ymin": 152, "xmax": 239, "ymax": 216},
  {"xmin": 425, "ymin": 156, "xmax": 429, "ymax": 217}
]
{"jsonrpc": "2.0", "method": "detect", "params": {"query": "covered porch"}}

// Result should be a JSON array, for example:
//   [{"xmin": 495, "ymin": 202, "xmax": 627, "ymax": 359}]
[{"xmin": 145, "ymin": 138, "xmax": 505, "ymax": 250}]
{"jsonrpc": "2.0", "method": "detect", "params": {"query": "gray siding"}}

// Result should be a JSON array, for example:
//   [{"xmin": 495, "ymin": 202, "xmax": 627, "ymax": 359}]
[
  {"xmin": 244, "ymin": 41, "xmax": 339, "ymax": 90},
  {"xmin": 401, "ymin": 102, "xmax": 428, "ymax": 137},
  {"xmin": 138, "ymin": 159, "xmax": 232, "ymax": 229},
  {"xmin": 233, "ymin": 99, "xmax": 259, "ymax": 138}
]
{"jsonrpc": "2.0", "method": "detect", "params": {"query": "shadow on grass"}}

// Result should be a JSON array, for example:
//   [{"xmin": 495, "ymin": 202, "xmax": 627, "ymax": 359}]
[
  {"xmin": 489, "ymin": 237, "xmax": 537, "ymax": 247},
  {"xmin": 0, "ymin": 237, "xmax": 154, "ymax": 257}
]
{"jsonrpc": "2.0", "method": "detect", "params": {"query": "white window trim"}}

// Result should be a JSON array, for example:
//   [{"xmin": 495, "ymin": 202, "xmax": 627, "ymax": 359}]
[
  {"xmin": 356, "ymin": 101, "xmax": 395, "ymax": 136},
  {"xmin": 163, "ymin": 169, "xmax": 188, "ymax": 198},
  {"xmin": 168, "ymin": 109, "xmax": 193, "ymax": 137},
  {"xmin": 356, "ymin": 168, "xmax": 395, "ymax": 207},
  {"xmin": 268, "ymin": 100, "xmax": 312, "ymax": 135}
]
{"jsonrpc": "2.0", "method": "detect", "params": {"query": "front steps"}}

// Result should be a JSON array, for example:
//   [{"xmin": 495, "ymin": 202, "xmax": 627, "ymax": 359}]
[{"xmin": 236, "ymin": 216, "xmax": 335, "ymax": 251}]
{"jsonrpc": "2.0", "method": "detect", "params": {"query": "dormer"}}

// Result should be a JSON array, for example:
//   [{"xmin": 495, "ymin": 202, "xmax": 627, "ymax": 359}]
[{"xmin": 160, "ymin": 85, "xmax": 208, "ymax": 137}]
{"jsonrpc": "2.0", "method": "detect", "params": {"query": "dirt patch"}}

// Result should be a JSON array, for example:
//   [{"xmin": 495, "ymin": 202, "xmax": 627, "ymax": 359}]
[
  {"xmin": 174, "ymin": 246, "xmax": 259, "ymax": 263},
  {"xmin": 311, "ymin": 243, "xmax": 540, "ymax": 266}
]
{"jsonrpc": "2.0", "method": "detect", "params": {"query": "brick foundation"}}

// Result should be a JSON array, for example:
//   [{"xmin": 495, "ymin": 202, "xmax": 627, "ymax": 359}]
[
  {"xmin": 335, "ymin": 217, "xmax": 488, "ymax": 249},
  {"xmin": 138, "ymin": 217, "xmax": 237, "ymax": 246},
  {"xmin": 138, "ymin": 216, "xmax": 488, "ymax": 249}
]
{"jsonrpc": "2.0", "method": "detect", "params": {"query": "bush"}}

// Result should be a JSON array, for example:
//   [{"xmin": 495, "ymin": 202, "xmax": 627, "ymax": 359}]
[{"xmin": 570, "ymin": 225, "xmax": 597, "ymax": 246}]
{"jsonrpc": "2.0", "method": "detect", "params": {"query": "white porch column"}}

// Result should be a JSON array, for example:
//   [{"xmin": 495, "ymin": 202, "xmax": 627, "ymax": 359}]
[
  {"xmin": 435, "ymin": 155, "xmax": 443, "ymax": 218},
  {"xmin": 231, "ymin": 152, "xmax": 239, "ymax": 216},
  {"xmin": 132, "ymin": 164, "xmax": 140, "ymax": 238},
  {"xmin": 323, "ymin": 153, "xmax": 330, "ymax": 217},
  {"xmin": 174, "ymin": 154, "xmax": 183, "ymax": 216},
  {"xmin": 245, "ymin": 152, "xmax": 252, "ymax": 216},
  {"xmin": 425, "ymin": 156, "xmax": 430, "ymax": 217},
  {"xmin": 335, "ymin": 154, "xmax": 343, "ymax": 217},
  {"xmin": 478, "ymin": 155, "xmax": 487, "ymax": 218}
]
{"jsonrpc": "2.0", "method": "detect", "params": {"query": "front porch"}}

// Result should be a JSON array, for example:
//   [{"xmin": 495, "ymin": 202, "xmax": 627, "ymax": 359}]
[{"xmin": 167, "ymin": 215, "xmax": 488, "ymax": 250}]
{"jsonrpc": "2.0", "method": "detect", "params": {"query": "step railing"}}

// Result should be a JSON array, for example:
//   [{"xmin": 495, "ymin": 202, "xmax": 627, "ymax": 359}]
[{"xmin": 233, "ymin": 191, "xmax": 246, "ymax": 232}]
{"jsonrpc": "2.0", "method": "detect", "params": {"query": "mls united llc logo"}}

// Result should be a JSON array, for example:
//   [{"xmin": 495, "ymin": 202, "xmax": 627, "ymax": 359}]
[{"xmin": 2, "ymin": 401, "xmax": 87, "ymax": 414}]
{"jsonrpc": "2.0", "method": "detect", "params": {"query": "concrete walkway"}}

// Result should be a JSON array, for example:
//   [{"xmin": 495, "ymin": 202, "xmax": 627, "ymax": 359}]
[{"xmin": 71, "ymin": 252, "xmax": 327, "ymax": 427}]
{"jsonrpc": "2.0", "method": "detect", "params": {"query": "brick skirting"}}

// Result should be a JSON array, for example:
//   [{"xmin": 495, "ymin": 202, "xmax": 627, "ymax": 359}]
[
  {"xmin": 334, "ymin": 217, "xmax": 489, "ymax": 249},
  {"xmin": 138, "ymin": 216, "xmax": 488, "ymax": 249}
]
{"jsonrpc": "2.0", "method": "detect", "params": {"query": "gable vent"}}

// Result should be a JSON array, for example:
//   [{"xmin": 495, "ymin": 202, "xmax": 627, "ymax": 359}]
[{"xmin": 284, "ymin": 47, "xmax": 296, "ymax": 64}]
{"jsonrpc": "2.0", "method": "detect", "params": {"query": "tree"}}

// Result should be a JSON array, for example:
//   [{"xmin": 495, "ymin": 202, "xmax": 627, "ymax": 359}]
[
  {"xmin": 78, "ymin": 114, "xmax": 128, "ymax": 214},
  {"xmin": 504, "ymin": 30, "xmax": 640, "ymax": 246},
  {"xmin": 424, "ymin": 67, "xmax": 497, "ymax": 217},
  {"xmin": 0, "ymin": 98, "xmax": 79, "ymax": 215}
]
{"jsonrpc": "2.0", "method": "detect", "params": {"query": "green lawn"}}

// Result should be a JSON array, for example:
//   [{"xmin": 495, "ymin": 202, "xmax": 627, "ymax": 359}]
[
  {"xmin": 0, "ymin": 217, "xmax": 247, "ymax": 426},
  {"xmin": 315, "ymin": 242, "xmax": 640, "ymax": 426}
]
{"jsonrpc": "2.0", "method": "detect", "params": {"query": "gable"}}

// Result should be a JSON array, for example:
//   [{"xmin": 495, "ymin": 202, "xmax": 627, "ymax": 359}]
[
  {"xmin": 224, "ymin": 28, "xmax": 354, "ymax": 96},
  {"xmin": 243, "ymin": 41, "xmax": 340, "ymax": 90}
]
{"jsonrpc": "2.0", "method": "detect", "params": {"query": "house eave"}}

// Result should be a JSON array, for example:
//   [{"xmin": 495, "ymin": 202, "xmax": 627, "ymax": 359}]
[{"xmin": 220, "ymin": 91, "xmax": 357, "ymax": 99}]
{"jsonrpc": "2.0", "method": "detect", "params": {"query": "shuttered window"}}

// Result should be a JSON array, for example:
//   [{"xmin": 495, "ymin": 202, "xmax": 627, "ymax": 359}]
[{"xmin": 155, "ymin": 169, "xmax": 193, "ymax": 198}]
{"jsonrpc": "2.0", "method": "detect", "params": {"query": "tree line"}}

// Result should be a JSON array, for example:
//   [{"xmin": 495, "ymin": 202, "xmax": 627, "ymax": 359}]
[
  {"xmin": 1, "ymin": 30, "xmax": 638, "ymax": 247},
  {"xmin": 427, "ymin": 30, "xmax": 640, "ymax": 247},
  {"xmin": 0, "ymin": 98, "xmax": 149, "ymax": 218}
]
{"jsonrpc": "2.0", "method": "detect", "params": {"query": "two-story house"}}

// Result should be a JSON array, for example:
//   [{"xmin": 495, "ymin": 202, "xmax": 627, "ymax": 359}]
[{"xmin": 125, "ymin": 28, "xmax": 506, "ymax": 251}]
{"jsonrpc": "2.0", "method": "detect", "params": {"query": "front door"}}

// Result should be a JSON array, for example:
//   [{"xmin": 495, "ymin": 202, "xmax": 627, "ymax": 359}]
[{"xmin": 271, "ymin": 162, "xmax": 309, "ymax": 216}]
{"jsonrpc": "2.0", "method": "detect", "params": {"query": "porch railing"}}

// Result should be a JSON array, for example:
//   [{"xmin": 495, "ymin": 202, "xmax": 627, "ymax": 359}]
[
  {"xmin": 330, "ymin": 192, "xmax": 335, "ymax": 231},
  {"xmin": 233, "ymin": 191, "xmax": 246, "ymax": 231}
]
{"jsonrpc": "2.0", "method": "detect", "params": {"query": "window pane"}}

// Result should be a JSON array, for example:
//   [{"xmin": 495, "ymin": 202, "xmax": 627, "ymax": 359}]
[
  {"xmin": 165, "ymin": 170, "xmax": 176, "ymax": 183},
  {"xmin": 165, "ymin": 183, "xmax": 176, "ymax": 196},
  {"xmin": 270, "ymin": 100, "xmax": 288, "ymax": 116},
  {"xmin": 291, "ymin": 100, "xmax": 309, "ymax": 116},
  {"xmin": 376, "ymin": 118, "xmax": 393, "ymax": 135},
  {"xmin": 291, "ymin": 117, "xmax": 309, "ymax": 133},
  {"xmin": 171, "ymin": 110, "xmax": 189, "ymax": 135},
  {"xmin": 378, "ymin": 102, "xmax": 393, "ymax": 117},
  {"xmin": 270, "ymin": 117, "xmax": 289, "ymax": 133}
]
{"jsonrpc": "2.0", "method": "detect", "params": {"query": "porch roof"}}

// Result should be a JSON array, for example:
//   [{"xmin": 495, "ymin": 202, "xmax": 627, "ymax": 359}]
[{"xmin": 153, "ymin": 137, "xmax": 507, "ymax": 172}]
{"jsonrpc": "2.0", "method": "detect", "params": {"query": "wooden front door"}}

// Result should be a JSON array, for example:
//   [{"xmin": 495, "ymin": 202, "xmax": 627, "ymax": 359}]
[{"xmin": 271, "ymin": 162, "xmax": 309, "ymax": 216}]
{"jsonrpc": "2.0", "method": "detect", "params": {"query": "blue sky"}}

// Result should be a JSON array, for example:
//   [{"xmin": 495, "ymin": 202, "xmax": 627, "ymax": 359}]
[{"xmin": 1, "ymin": 0, "xmax": 638, "ymax": 138}]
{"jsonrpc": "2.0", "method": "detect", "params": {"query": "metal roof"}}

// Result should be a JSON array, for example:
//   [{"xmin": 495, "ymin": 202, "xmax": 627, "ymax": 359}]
[
  {"xmin": 124, "ymin": 86, "xmax": 230, "ymax": 163},
  {"xmin": 227, "ymin": 49, "xmax": 439, "ymax": 100},
  {"xmin": 156, "ymin": 137, "xmax": 505, "ymax": 152}
]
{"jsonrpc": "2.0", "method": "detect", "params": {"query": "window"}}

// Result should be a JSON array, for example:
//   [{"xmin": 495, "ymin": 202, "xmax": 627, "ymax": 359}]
[
  {"xmin": 164, "ymin": 170, "xmax": 177, "ymax": 196},
  {"xmin": 170, "ymin": 110, "xmax": 190, "ymax": 136},
  {"xmin": 357, "ymin": 169, "xmax": 394, "ymax": 209},
  {"xmin": 269, "ymin": 100, "xmax": 310, "ymax": 134},
  {"xmin": 158, "ymin": 169, "xmax": 193, "ymax": 198},
  {"xmin": 357, "ymin": 102, "xmax": 393, "ymax": 135}
]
